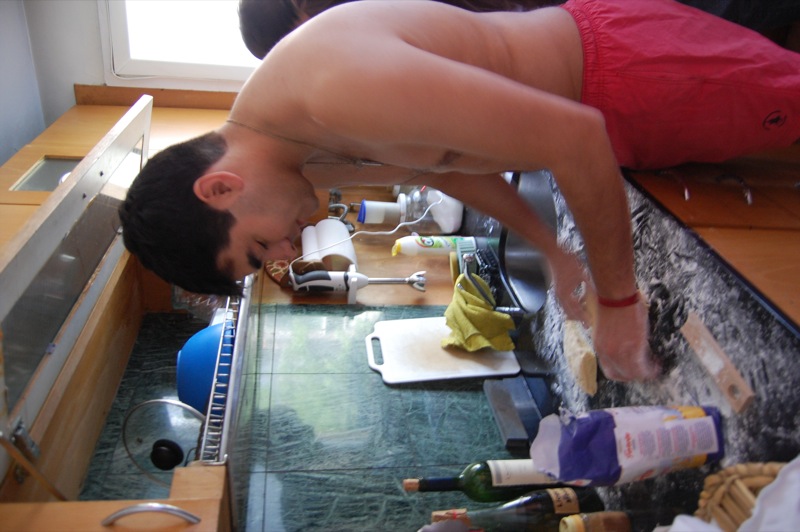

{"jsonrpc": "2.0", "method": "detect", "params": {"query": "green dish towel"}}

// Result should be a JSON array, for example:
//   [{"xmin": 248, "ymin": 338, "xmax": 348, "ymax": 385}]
[{"xmin": 442, "ymin": 273, "xmax": 516, "ymax": 352}]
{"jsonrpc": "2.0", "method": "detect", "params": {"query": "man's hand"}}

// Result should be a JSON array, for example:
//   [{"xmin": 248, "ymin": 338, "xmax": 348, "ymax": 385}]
[
  {"xmin": 591, "ymin": 300, "xmax": 660, "ymax": 381},
  {"xmin": 548, "ymin": 250, "xmax": 659, "ymax": 382}
]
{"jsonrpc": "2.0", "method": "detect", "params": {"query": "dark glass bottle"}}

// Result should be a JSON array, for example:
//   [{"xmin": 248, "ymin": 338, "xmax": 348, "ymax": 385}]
[
  {"xmin": 431, "ymin": 487, "xmax": 605, "ymax": 532},
  {"xmin": 403, "ymin": 459, "xmax": 566, "ymax": 503}
]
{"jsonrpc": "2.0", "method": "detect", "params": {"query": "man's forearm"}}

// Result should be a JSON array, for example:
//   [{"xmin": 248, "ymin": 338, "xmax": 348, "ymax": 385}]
[
  {"xmin": 568, "ymin": 169, "xmax": 636, "ymax": 299},
  {"xmin": 545, "ymin": 116, "xmax": 638, "ymax": 301}
]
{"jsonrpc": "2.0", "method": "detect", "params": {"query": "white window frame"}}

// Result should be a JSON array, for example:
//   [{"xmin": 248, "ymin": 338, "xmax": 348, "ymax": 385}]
[{"xmin": 96, "ymin": 0, "xmax": 259, "ymax": 92}]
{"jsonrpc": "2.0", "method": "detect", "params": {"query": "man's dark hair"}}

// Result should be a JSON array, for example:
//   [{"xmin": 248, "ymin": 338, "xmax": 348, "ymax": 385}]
[
  {"xmin": 239, "ymin": 0, "xmax": 303, "ymax": 59},
  {"xmin": 119, "ymin": 132, "xmax": 243, "ymax": 296}
]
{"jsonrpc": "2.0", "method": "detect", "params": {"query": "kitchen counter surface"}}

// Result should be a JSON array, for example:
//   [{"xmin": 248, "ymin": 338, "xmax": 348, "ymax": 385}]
[
  {"xmin": 523, "ymin": 177, "xmax": 800, "ymax": 516},
  {"xmin": 232, "ymin": 303, "xmax": 514, "ymax": 531},
  {"xmin": 83, "ymin": 304, "xmax": 521, "ymax": 531},
  {"xmin": 226, "ymin": 173, "xmax": 800, "ymax": 528}
]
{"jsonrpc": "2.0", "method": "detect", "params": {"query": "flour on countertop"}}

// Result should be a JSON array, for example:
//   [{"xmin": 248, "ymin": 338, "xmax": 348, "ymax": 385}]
[
  {"xmin": 462, "ymin": 171, "xmax": 800, "ymax": 511},
  {"xmin": 525, "ymin": 176, "xmax": 800, "ymax": 511}
]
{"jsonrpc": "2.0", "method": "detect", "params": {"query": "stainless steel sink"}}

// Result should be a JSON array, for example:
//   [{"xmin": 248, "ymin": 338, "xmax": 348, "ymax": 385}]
[{"xmin": 498, "ymin": 170, "xmax": 557, "ymax": 314}]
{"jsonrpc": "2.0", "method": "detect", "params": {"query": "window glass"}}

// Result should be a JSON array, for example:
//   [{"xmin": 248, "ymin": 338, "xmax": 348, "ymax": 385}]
[
  {"xmin": 125, "ymin": 0, "xmax": 259, "ymax": 68},
  {"xmin": 100, "ymin": 0, "xmax": 259, "ymax": 87}
]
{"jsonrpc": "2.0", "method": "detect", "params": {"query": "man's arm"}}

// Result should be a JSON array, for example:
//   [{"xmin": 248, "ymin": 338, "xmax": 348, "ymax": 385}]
[
  {"xmin": 303, "ymin": 35, "xmax": 659, "ymax": 379},
  {"xmin": 426, "ymin": 171, "xmax": 659, "ymax": 382},
  {"xmin": 423, "ymin": 172, "xmax": 591, "ymax": 322},
  {"xmin": 307, "ymin": 38, "xmax": 634, "ymax": 296}
]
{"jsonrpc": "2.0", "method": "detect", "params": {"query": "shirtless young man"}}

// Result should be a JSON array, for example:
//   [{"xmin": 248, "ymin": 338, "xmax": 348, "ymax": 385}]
[{"xmin": 120, "ymin": 0, "xmax": 800, "ymax": 382}]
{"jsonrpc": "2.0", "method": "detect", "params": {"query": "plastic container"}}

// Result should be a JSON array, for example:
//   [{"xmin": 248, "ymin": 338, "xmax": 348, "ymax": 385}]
[
  {"xmin": 177, "ymin": 323, "xmax": 231, "ymax": 412},
  {"xmin": 392, "ymin": 235, "xmax": 477, "ymax": 257},
  {"xmin": 358, "ymin": 186, "xmax": 463, "ymax": 234}
]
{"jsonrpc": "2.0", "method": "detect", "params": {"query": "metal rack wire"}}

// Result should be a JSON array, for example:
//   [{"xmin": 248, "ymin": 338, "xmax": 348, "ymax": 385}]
[{"xmin": 199, "ymin": 276, "xmax": 252, "ymax": 464}]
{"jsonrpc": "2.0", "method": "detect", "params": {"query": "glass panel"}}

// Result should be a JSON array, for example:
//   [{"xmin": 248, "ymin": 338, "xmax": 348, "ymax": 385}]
[
  {"xmin": 101, "ymin": 0, "xmax": 258, "ymax": 83},
  {"xmin": 125, "ymin": 0, "xmax": 258, "ymax": 68},
  {"xmin": 1, "ymin": 196, "xmax": 120, "ymax": 407},
  {"xmin": 106, "ymin": 138, "xmax": 144, "ymax": 190},
  {"xmin": 10, "ymin": 156, "xmax": 81, "ymax": 191},
  {"xmin": 1, "ymin": 136, "xmax": 145, "ymax": 410}
]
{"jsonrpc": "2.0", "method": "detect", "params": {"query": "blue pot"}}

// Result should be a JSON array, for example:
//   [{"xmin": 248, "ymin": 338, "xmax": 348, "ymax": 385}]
[{"xmin": 177, "ymin": 323, "xmax": 228, "ymax": 412}]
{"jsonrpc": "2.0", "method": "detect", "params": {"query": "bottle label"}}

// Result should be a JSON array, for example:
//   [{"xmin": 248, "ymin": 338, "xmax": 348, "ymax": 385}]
[
  {"xmin": 413, "ymin": 235, "xmax": 456, "ymax": 250},
  {"xmin": 546, "ymin": 487, "xmax": 579, "ymax": 514},
  {"xmin": 530, "ymin": 405, "xmax": 724, "ymax": 486},
  {"xmin": 609, "ymin": 406, "xmax": 721, "ymax": 483},
  {"xmin": 487, "ymin": 459, "xmax": 556, "ymax": 486}
]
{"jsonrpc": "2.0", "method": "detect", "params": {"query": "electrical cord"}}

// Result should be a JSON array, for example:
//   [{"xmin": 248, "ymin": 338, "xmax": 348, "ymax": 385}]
[{"xmin": 288, "ymin": 188, "xmax": 445, "ymax": 273}]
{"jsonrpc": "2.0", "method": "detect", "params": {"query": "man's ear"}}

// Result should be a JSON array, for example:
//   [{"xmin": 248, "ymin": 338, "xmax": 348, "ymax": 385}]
[{"xmin": 193, "ymin": 171, "xmax": 245, "ymax": 210}]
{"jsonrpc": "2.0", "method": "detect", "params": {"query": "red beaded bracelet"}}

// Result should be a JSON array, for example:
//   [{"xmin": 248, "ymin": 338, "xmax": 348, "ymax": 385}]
[{"xmin": 597, "ymin": 292, "xmax": 640, "ymax": 308}]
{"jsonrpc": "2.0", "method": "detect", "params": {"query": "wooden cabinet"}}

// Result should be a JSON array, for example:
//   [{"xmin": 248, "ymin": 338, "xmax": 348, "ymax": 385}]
[
  {"xmin": 0, "ymin": 106, "xmax": 126, "ymax": 245},
  {"xmin": 0, "ymin": 97, "xmax": 233, "ymax": 529},
  {"xmin": 627, "ymin": 146, "xmax": 800, "ymax": 327},
  {"xmin": 0, "ymin": 98, "xmax": 154, "ymax": 501},
  {"xmin": 629, "ymin": 159, "xmax": 800, "ymax": 230},
  {"xmin": 0, "ymin": 465, "xmax": 230, "ymax": 531}
]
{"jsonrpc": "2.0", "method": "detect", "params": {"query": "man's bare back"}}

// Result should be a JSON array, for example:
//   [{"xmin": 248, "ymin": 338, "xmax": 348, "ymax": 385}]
[{"xmin": 230, "ymin": 2, "xmax": 585, "ymax": 178}]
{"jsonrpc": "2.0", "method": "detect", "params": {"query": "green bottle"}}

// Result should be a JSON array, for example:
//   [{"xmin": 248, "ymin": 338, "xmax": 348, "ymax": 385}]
[
  {"xmin": 403, "ymin": 459, "xmax": 567, "ymax": 503},
  {"xmin": 431, "ymin": 487, "xmax": 605, "ymax": 532}
]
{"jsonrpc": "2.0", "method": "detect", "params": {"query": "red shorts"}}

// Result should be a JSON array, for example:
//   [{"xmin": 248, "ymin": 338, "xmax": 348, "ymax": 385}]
[{"xmin": 561, "ymin": 0, "xmax": 800, "ymax": 169}]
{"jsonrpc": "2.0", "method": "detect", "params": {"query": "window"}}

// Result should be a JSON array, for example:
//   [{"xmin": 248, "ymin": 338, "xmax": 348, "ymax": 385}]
[{"xmin": 98, "ymin": 0, "xmax": 260, "ymax": 91}]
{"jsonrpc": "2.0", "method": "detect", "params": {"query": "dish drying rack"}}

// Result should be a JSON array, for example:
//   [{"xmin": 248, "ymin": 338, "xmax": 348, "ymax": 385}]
[
  {"xmin": 101, "ymin": 277, "xmax": 254, "ymax": 527},
  {"xmin": 198, "ymin": 276, "xmax": 253, "ymax": 464}
]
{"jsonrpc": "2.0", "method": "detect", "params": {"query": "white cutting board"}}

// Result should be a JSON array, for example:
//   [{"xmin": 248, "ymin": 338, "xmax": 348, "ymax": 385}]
[{"xmin": 365, "ymin": 317, "xmax": 520, "ymax": 384}]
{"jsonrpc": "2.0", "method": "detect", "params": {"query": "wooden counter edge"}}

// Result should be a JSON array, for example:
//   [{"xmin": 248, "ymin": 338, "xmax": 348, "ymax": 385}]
[
  {"xmin": 0, "ymin": 461, "xmax": 230, "ymax": 531},
  {"xmin": 75, "ymin": 84, "xmax": 236, "ymax": 110}
]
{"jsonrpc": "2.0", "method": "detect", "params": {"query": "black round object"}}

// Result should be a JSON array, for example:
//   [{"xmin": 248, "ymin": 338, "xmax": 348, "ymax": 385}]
[{"xmin": 150, "ymin": 438, "xmax": 185, "ymax": 471}]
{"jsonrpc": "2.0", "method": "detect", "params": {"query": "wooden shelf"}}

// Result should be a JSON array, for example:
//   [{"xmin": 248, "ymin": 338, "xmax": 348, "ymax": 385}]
[
  {"xmin": 627, "ymin": 144, "xmax": 800, "ymax": 329},
  {"xmin": 630, "ymin": 162, "xmax": 800, "ymax": 230}
]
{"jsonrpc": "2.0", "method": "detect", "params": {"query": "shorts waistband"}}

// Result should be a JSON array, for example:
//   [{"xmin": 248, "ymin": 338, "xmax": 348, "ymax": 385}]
[{"xmin": 560, "ymin": 0, "xmax": 603, "ymax": 109}]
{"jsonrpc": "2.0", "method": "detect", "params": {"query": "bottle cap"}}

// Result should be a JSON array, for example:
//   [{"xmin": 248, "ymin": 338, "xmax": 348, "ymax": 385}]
[
  {"xmin": 358, "ymin": 200, "xmax": 401, "ymax": 224},
  {"xmin": 455, "ymin": 237, "xmax": 477, "ymax": 273},
  {"xmin": 559, "ymin": 514, "xmax": 585, "ymax": 532},
  {"xmin": 402, "ymin": 478, "xmax": 420, "ymax": 492},
  {"xmin": 396, "ymin": 193, "xmax": 408, "ymax": 222}
]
